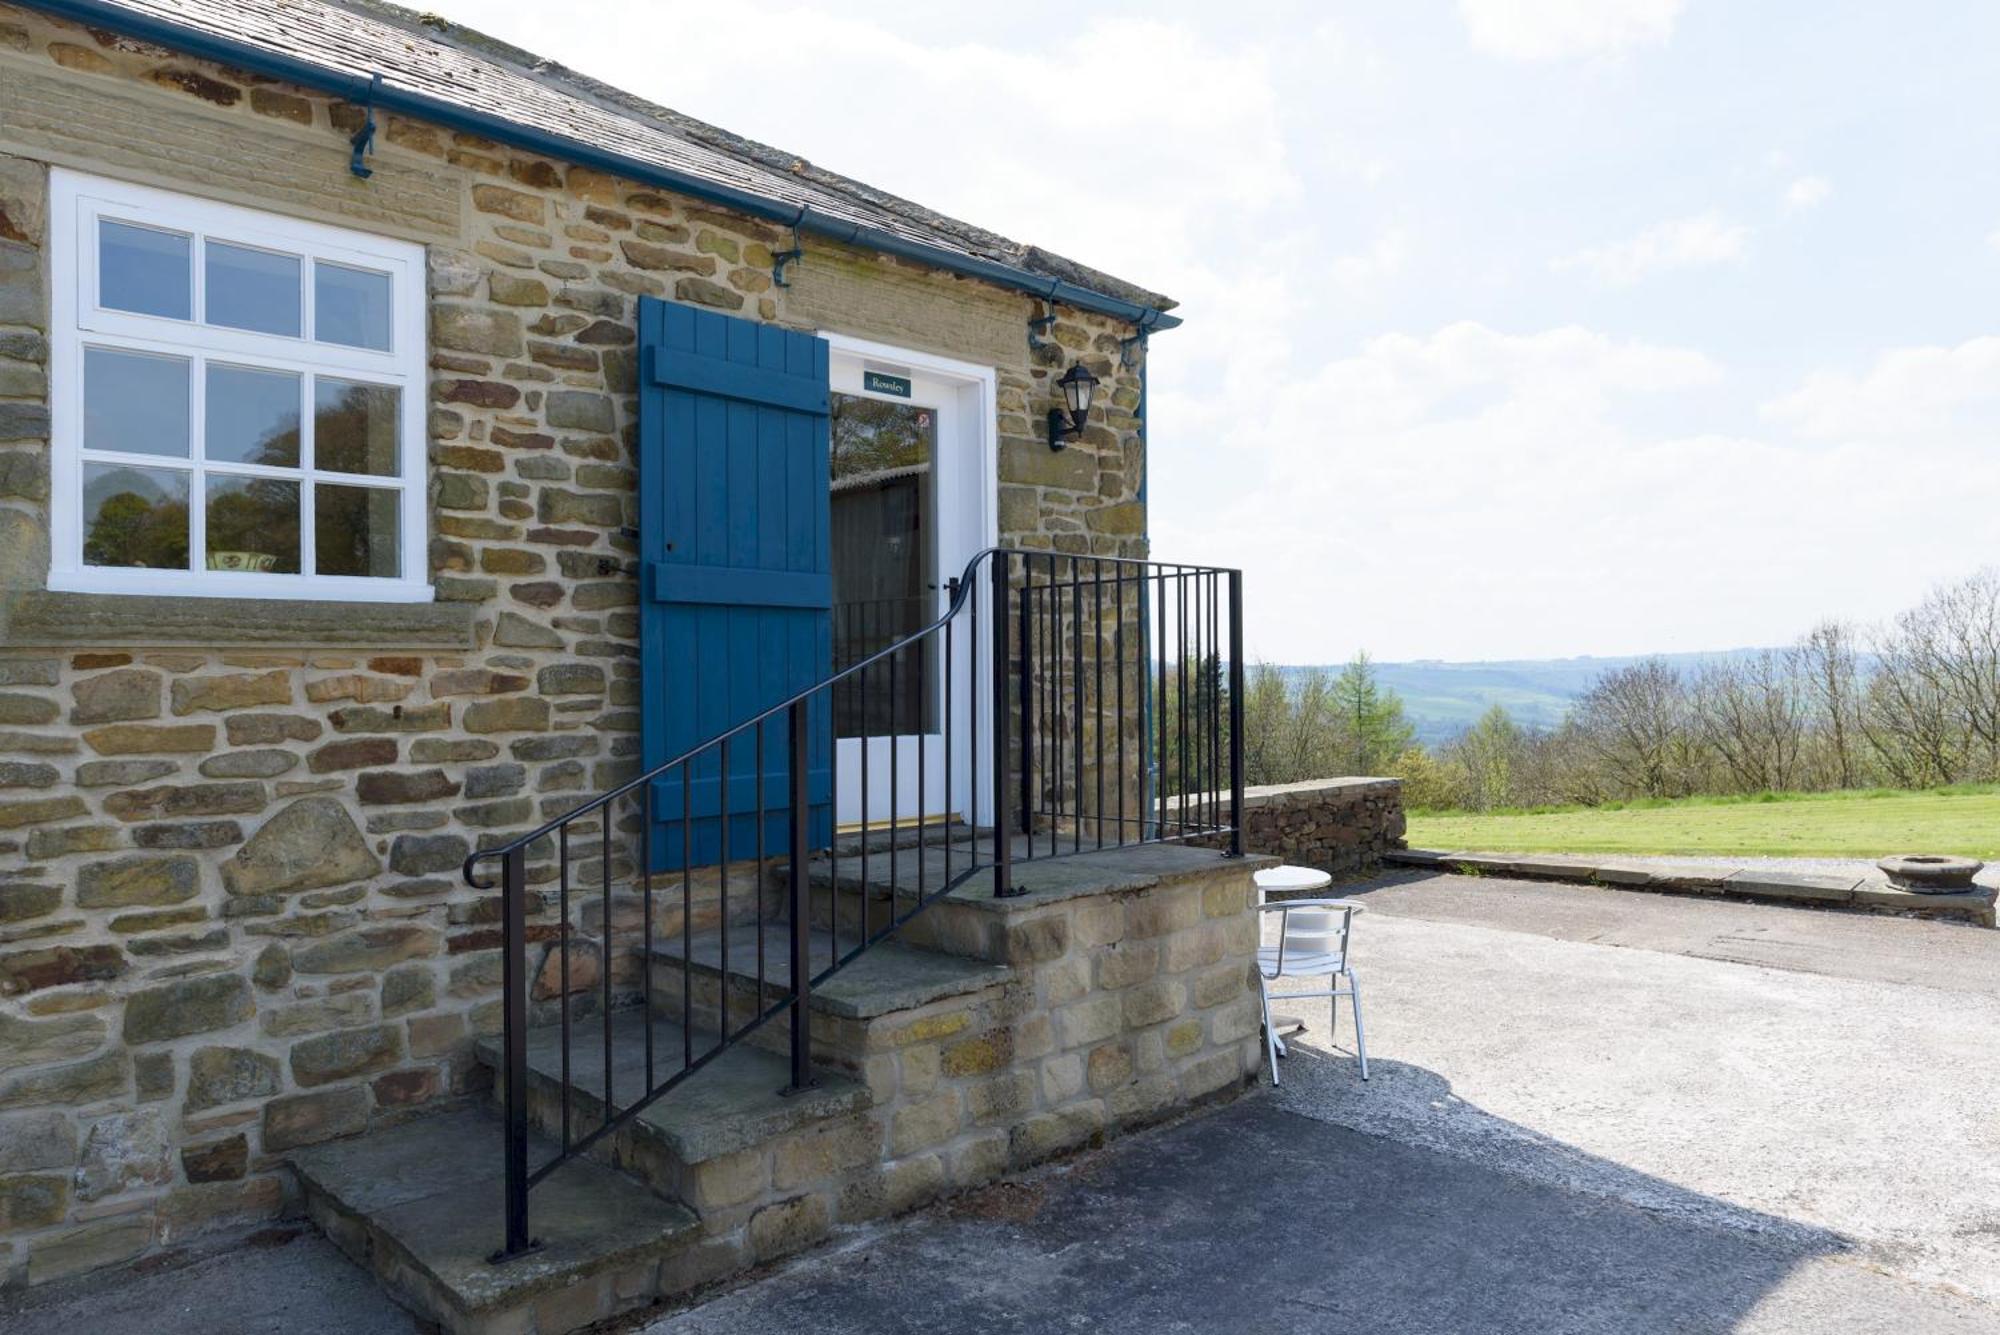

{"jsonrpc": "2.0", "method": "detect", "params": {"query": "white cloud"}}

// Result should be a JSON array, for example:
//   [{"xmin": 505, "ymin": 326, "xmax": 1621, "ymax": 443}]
[
  {"xmin": 1458, "ymin": 0, "xmax": 1686, "ymax": 62},
  {"xmin": 1762, "ymin": 336, "xmax": 2000, "ymax": 443},
  {"xmin": 1154, "ymin": 324, "xmax": 2000, "ymax": 661},
  {"xmin": 1785, "ymin": 175, "xmax": 1832, "ymax": 211},
  {"xmin": 1552, "ymin": 213, "xmax": 1749, "ymax": 287},
  {"xmin": 1330, "ymin": 228, "xmax": 1409, "ymax": 288},
  {"xmin": 1987, "ymin": 227, "xmax": 2000, "ymax": 256}
]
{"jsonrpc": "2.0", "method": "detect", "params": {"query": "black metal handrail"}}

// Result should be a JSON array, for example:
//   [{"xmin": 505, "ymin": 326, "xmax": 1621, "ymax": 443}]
[{"xmin": 463, "ymin": 547, "xmax": 1244, "ymax": 1259}]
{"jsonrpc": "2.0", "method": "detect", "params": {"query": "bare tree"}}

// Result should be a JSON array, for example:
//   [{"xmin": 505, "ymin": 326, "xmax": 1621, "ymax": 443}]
[
  {"xmin": 1922, "ymin": 569, "xmax": 2000, "ymax": 779},
  {"xmin": 1571, "ymin": 659, "xmax": 1697, "ymax": 798},
  {"xmin": 1794, "ymin": 620, "xmax": 1864, "ymax": 789},
  {"xmin": 1864, "ymin": 606, "xmax": 1965, "ymax": 787},
  {"xmin": 1689, "ymin": 651, "xmax": 1806, "ymax": 792}
]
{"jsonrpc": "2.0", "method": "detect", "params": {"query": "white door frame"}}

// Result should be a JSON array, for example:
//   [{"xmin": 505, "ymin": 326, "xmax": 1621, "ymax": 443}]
[{"xmin": 821, "ymin": 332, "xmax": 997, "ymax": 829}]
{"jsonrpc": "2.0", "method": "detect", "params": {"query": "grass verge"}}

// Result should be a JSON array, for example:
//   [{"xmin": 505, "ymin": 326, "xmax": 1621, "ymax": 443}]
[{"xmin": 1406, "ymin": 784, "xmax": 2000, "ymax": 859}]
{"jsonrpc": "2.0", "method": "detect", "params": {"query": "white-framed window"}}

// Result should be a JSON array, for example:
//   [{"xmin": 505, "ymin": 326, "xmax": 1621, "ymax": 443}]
[{"xmin": 47, "ymin": 170, "xmax": 430, "ymax": 602}]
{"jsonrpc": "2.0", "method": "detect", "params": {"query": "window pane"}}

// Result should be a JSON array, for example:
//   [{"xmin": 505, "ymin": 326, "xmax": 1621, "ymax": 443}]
[
  {"xmin": 315, "ymin": 484, "xmax": 399, "ymax": 578},
  {"xmin": 206, "ymin": 365, "xmax": 300, "ymax": 467},
  {"xmin": 314, "ymin": 262, "xmax": 392, "ymax": 350},
  {"xmin": 85, "ymin": 348, "xmax": 189, "ymax": 458},
  {"xmin": 83, "ymin": 463, "xmax": 188, "ymax": 569},
  {"xmin": 206, "ymin": 241, "xmax": 301, "ymax": 336},
  {"xmin": 99, "ymin": 221, "xmax": 192, "ymax": 320},
  {"xmin": 314, "ymin": 378, "xmax": 399, "ymax": 476},
  {"xmin": 206, "ymin": 476, "xmax": 300, "ymax": 573}
]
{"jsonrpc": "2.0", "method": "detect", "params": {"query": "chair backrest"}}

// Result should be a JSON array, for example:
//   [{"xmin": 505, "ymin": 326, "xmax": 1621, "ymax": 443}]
[{"xmin": 1258, "ymin": 899, "xmax": 1362, "ymax": 976}]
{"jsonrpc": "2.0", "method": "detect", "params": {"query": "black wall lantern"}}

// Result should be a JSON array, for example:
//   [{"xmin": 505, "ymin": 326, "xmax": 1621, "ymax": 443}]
[{"xmin": 1047, "ymin": 362, "xmax": 1099, "ymax": 451}]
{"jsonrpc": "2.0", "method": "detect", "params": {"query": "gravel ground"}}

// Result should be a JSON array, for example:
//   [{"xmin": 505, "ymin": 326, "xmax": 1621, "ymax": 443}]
[{"xmin": 1267, "ymin": 875, "xmax": 2000, "ymax": 1307}]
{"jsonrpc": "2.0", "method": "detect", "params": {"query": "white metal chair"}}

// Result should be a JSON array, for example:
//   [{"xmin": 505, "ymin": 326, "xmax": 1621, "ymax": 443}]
[{"xmin": 1257, "ymin": 898, "xmax": 1369, "ymax": 1084}]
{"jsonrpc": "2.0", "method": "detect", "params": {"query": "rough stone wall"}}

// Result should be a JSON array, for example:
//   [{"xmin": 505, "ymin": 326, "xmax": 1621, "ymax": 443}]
[
  {"xmin": 1189, "ymin": 778, "xmax": 1407, "ymax": 877},
  {"xmin": 0, "ymin": 3, "xmax": 1157, "ymax": 1287}
]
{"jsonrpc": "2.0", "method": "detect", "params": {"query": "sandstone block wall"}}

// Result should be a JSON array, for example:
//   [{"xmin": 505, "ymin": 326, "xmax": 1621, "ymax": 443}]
[
  {"xmin": 0, "ymin": 1, "xmax": 1161, "ymax": 1287},
  {"xmin": 643, "ymin": 855, "xmax": 1268, "ymax": 1301}
]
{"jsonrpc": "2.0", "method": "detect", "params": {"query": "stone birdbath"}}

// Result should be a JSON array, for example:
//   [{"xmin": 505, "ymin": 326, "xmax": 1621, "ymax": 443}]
[{"xmin": 1875, "ymin": 854, "xmax": 1986, "ymax": 895}]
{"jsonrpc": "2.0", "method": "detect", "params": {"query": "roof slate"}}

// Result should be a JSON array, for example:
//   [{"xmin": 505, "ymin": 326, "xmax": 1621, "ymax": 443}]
[{"xmin": 63, "ymin": 0, "xmax": 1176, "ymax": 313}]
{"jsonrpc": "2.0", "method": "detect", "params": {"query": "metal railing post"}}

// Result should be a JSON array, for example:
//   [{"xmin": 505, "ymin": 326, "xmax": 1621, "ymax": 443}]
[
  {"xmin": 495, "ymin": 845, "xmax": 534, "ymax": 1259},
  {"xmin": 786, "ymin": 700, "xmax": 813, "ymax": 1090},
  {"xmin": 991, "ymin": 555, "xmax": 1019, "ymax": 897},
  {"xmin": 1016, "ymin": 558, "xmax": 1033, "ymax": 836},
  {"xmin": 1226, "ymin": 569, "xmax": 1245, "ymax": 858}
]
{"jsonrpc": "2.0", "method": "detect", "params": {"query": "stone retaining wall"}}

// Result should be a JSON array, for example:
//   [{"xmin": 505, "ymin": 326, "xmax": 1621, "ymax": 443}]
[{"xmin": 1189, "ymin": 778, "xmax": 1406, "ymax": 877}]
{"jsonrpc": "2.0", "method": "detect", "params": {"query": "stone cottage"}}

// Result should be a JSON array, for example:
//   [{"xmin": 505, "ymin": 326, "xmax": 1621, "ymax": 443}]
[{"xmin": 0, "ymin": 2, "xmax": 1312, "ymax": 1327}]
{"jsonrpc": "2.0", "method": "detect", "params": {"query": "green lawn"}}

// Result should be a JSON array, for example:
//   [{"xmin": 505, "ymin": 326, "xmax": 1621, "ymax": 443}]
[{"xmin": 1406, "ymin": 785, "xmax": 2000, "ymax": 859}]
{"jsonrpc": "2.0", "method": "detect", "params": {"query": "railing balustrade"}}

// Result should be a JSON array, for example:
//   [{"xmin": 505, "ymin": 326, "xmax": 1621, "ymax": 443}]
[{"xmin": 464, "ymin": 548, "xmax": 1244, "ymax": 1259}]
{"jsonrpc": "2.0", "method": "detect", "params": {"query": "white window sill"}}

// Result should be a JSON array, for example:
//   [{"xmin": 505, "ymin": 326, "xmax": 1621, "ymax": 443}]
[{"xmin": 46, "ymin": 569, "xmax": 437, "ymax": 603}]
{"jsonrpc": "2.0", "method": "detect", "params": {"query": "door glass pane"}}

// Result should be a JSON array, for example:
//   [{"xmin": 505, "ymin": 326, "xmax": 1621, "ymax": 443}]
[
  {"xmin": 206, "ymin": 476, "xmax": 300, "ymax": 573},
  {"xmin": 314, "ymin": 262, "xmax": 392, "ymax": 350},
  {"xmin": 99, "ymin": 221, "xmax": 191, "ymax": 320},
  {"xmin": 83, "ymin": 463, "xmax": 188, "ymax": 569},
  {"xmin": 830, "ymin": 392, "xmax": 936, "ymax": 739},
  {"xmin": 313, "ymin": 378, "xmax": 398, "ymax": 476},
  {"xmin": 85, "ymin": 348, "xmax": 189, "ymax": 458},
  {"xmin": 206, "ymin": 241, "xmax": 301, "ymax": 336},
  {"xmin": 206, "ymin": 365, "xmax": 301, "ymax": 467},
  {"xmin": 316, "ymin": 483, "xmax": 399, "ymax": 577}
]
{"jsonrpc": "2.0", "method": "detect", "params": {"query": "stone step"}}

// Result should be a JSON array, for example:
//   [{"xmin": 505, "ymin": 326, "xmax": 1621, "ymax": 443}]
[
  {"xmin": 474, "ymin": 1010, "xmax": 869, "ymax": 1190},
  {"xmin": 292, "ymin": 1107, "xmax": 700, "ymax": 1335},
  {"xmin": 789, "ymin": 839, "xmax": 1241, "ymax": 965},
  {"xmin": 646, "ymin": 926, "xmax": 1016, "ymax": 1071}
]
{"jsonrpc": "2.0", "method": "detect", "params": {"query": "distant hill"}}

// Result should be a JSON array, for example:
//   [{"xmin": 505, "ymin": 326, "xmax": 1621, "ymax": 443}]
[{"xmin": 1278, "ymin": 649, "xmax": 1775, "ymax": 747}]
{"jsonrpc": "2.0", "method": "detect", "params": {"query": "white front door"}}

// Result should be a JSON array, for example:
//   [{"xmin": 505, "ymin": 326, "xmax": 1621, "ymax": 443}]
[{"xmin": 826, "ymin": 341, "xmax": 991, "ymax": 828}]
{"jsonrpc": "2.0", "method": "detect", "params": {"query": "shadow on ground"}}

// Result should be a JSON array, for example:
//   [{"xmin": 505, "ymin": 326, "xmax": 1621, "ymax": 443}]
[{"xmin": 648, "ymin": 1059, "xmax": 1983, "ymax": 1335}]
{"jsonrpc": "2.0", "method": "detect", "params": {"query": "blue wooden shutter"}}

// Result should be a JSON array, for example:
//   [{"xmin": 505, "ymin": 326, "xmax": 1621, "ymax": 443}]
[{"xmin": 638, "ymin": 297, "xmax": 832, "ymax": 870}]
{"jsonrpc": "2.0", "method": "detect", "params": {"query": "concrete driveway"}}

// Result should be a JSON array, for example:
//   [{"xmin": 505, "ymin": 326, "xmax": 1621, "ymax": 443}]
[
  {"xmin": 648, "ymin": 871, "xmax": 2000, "ymax": 1334},
  {"xmin": 14, "ymin": 871, "xmax": 1997, "ymax": 1334}
]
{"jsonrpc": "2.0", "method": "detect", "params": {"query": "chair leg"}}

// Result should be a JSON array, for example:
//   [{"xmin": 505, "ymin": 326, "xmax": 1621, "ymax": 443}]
[
  {"xmin": 1257, "ymin": 974, "xmax": 1281, "ymax": 1087},
  {"xmin": 1328, "ymin": 974, "xmax": 1340, "ymax": 1041},
  {"xmin": 1346, "ymin": 967, "xmax": 1369, "ymax": 1081}
]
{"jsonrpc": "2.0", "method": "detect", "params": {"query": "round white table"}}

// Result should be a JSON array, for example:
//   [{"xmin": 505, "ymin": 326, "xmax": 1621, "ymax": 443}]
[
  {"xmin": 1254, "ymin": 864, "xmax": 1333, "ymax": 900},
  {"xmin": 1254, "ymin": 865, "xmax": 1332, "ymax": 1050}
]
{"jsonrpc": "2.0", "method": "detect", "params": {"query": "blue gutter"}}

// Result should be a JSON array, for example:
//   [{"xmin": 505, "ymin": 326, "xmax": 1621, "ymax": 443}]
[{"xmin": 16, "ymin": 0, "xmax": 1180, "ymax": 334}]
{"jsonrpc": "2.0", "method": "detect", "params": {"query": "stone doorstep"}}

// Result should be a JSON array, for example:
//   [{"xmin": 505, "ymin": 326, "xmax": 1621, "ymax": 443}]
[
  {"xmin": 796, "ymin": 839, "xmax": 1274, "ymax": 917},
  {"xmin": 649, "ymin": 927, "xmax": 1015, "ymax": 1021},
  {"xmin": 474, "ymin": 1010, "xmax": 869, "ymax": 1169},
  {"xmin": 827, "ymin": 818, "xmax": 984, "ymax": 857},
  {"xmin": 292, "ymin": 1108, "xmax": 699, "ymax": 1335}
]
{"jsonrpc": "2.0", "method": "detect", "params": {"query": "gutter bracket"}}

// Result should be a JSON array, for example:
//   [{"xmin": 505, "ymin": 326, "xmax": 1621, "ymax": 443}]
[
  {"xmin": 1120, "ymin": 309, "xmax": 1161, "ymax": 368},
  {"xmin": 1118, "ymin": 326, "xmax": 1148, "ymax": 369},
  {"xmin": 349, "ymin": 73, "xmax": 382, "ymax": 180},
  {"xmin": 1027, "ymin": 289, "xmax": 1061, "ymax": 354},
  {"xmin": 771, "ymin": 208, "xmax": 807, "ymax": 288}
]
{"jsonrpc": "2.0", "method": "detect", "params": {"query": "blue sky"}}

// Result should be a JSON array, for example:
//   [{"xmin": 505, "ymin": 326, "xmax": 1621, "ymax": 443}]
[{"xmin": 452, "ymin": 0, "xmax": 2000, "ymax": 663}]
